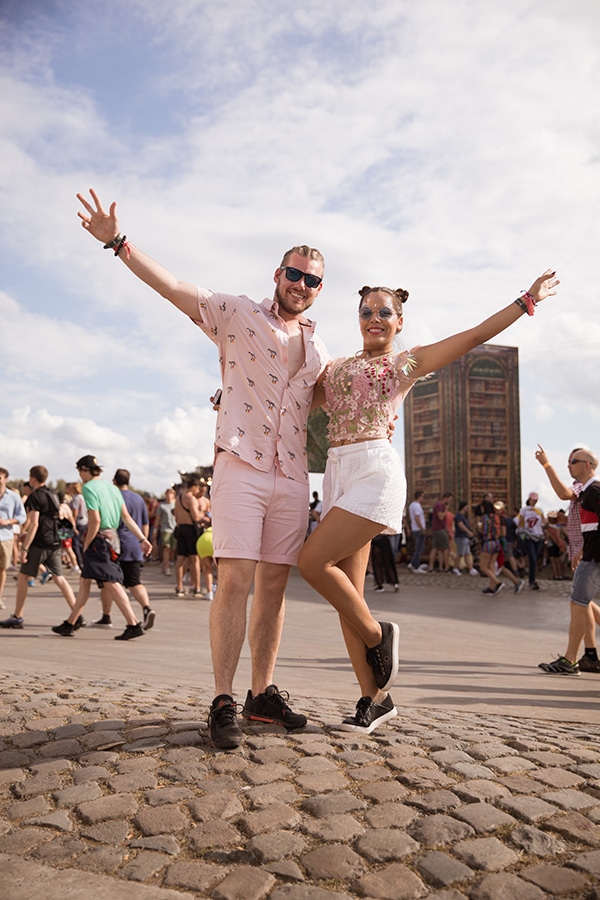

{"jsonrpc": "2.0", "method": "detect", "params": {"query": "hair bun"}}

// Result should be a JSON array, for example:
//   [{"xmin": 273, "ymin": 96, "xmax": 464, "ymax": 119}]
[
  {"xmin": 396, "ymin": 288, "xmax": 409, "ymax": 304},
  {"xmin": 358, "ymin": 286, "xmax": 372, "ymax": 298}
]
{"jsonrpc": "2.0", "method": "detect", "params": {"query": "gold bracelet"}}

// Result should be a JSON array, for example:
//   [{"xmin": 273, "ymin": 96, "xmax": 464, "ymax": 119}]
[{"xmin": 542, "ymin": 462, "xmax": 551, "ymax": 468}]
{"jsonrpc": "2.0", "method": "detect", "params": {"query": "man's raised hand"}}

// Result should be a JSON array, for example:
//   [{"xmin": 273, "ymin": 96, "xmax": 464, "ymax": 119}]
[{"xmin": 76, "ymin": 188, "xmax": 120, "ymax": 244}]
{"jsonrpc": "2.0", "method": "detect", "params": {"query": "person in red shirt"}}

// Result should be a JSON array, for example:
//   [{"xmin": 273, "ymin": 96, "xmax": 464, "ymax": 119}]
[{"xmin": 427, "ymin": 493, "xmax": 453, "ymax": 573}]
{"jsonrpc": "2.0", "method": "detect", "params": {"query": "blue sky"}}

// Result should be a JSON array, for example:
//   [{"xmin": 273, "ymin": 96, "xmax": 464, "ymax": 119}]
[{"xmin": 1, "ymin": 0, "xmax": 599, "ymax": 506}]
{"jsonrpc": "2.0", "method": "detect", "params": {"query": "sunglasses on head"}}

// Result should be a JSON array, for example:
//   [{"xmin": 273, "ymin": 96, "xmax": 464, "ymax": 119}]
[
  {"xmin": 281, "ymin": 266, "xmax": 322, "ymax": 290},
  {"xmin": 359, "ymin": 306, "xmax": 396, "ymax": 320}
]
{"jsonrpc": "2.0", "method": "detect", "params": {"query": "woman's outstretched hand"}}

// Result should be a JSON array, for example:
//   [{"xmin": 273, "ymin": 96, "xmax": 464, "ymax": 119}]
[
  {"xmin": 76, "ymin": 188, "xmax": 120, "ymax": 244},
  {"xmin": 527, "ymin": 269, "xmax": 560, "ymax": 304}
]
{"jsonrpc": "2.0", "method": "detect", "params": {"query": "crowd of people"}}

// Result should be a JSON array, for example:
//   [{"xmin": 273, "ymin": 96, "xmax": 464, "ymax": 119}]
[
  {"xmin": 3, "ymin": 184, "xmax": 597, "ymax": 753},
  {"xmin": 398, "ymin": 488, "xmax": 572, "ymax": 592},
  {"xmin": 0, "ymin": 462, "xmax": 218, "ymax": 641}
]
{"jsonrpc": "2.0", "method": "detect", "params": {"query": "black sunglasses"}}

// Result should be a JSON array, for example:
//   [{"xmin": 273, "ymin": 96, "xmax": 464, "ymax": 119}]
[
  {"xmin": 281, "ymin": 266, "xmax": 322, "ymax": 290},
  {"xmin": 359, "ymin": 306, "xmax": 396, "ymax": 320},
  {"xmin": 569, "ymin": 458, "xmax": 586, "ymax": 465}
]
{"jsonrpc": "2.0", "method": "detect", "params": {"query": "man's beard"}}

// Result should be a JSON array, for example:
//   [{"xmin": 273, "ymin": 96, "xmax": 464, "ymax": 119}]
[{"xmin": 274, "ymin": 283, "xmax": 314, "ymax": 317}]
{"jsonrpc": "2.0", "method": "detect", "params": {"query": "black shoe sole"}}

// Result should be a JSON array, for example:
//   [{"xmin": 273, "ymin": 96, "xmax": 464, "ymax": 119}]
[
  {"xmin": 114, "ymin": 629, "xmax": 145, "ymax": 641},
  {"xmin": 210, "ymin": 730, "xmax": 244, "ymax": 750},
  {"xmin": 241, "ymin": 710, "xmax": 307, "ymax": 730}
]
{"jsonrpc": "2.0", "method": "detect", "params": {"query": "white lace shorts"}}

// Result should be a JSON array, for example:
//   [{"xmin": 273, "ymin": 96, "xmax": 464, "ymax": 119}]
[{"xmin": 321, "ymin": 439, "xmax": 406, "ymax": 535}]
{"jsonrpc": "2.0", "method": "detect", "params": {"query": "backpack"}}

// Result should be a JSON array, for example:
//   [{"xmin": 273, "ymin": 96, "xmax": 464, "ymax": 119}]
[{"xmin": 31, "ymin": 486, "xmax": 61, "ymax": 549}]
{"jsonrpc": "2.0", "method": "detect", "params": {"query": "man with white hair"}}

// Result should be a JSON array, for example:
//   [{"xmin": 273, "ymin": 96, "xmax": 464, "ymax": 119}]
[{"xmin": 539, "ymin": 448, "xmax": 600, "ymax": 675}]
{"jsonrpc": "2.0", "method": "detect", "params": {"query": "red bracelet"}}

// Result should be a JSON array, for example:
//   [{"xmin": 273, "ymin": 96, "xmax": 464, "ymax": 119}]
[
  {"xmin": 520, "ymin": 291, "xmax": 537, "ymax": 316},
  {"xmin": 114, "ymin": 235, "xmax": 131, "ymax": 260}
]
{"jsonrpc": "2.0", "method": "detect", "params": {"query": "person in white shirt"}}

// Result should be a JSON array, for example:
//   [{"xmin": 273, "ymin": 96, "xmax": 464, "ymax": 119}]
[
  {"xmin": 407, "ymin": 490, "xmax": 427, "ymax": 572},
  {"xmin": 517, "ymin": 492, "xmax": 546, "ymax": 590}
]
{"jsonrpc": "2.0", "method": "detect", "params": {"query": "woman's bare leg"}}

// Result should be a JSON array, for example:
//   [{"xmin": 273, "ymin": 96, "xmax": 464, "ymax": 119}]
[{"xmin": 298, "ymin": 507, "xmax": 386, "ymax": 646}]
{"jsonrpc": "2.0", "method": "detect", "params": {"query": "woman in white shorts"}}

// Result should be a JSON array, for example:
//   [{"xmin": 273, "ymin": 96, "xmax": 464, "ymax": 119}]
[{"xmin": 298, "ymin": 269, "xmax": 559, "ymax": 734}]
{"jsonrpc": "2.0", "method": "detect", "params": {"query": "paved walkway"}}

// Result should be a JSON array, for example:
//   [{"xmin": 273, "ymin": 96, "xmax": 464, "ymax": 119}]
[{"xmin": 1, "ymin": 565, "xmax": 599, "ymax": 898}]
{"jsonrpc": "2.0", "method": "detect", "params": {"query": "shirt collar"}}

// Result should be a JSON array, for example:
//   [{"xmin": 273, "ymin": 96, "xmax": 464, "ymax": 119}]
[{"xmin": 267, "ymin": 297, "xmax": 315, "ymax": 328}]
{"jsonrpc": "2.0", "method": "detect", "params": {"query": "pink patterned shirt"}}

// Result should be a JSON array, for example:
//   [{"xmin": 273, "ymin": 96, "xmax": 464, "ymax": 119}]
[
  {"xmin": 194, "ymin": 288, "xmax": 329, "ymax": 483},
  {"xmin": 324, "ymin": 350, "xmax": 419, "ymax": 444}
]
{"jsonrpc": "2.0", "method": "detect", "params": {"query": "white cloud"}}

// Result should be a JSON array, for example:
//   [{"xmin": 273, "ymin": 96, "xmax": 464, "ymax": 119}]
[{"xmin": 1, "ymin": 0, "xmax": 599, "ymax": 494}]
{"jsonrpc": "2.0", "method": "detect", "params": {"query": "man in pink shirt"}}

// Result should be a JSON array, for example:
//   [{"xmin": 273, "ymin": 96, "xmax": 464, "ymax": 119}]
[{"xmin": 77, "ymin": 189, "xmax": 329, "ymax": 749}]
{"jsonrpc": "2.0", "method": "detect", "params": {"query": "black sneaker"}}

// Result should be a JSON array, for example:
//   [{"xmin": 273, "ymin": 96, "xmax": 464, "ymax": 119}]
[
  {"xmin": 242, "ymin": 684, "xmax": 307, "ymax": 730},
  {"xmin": 208, "ymin": 694, "xmax": 243, "ymax": 749},
  {"xmin": 0, "ymin": 614, "xmax": 24, "ymax": 629},
  {"xmin": 538, "ymin": 656, "xmax": 580, "ymax": 676},
  {"xmin": 530, "ymin": 581, "xmax": 540, "ymax": 591},
  {"xmin": 52, "ymin": 620, "xmax": 74, "ymax": 637},
  {"xmin": 365, "ymin": 622, "xmax": 399, "ymax": 692},
  {"xmin": 579, "ymin": 655, "xmax": 600, "ymax": 673},
  {"xmin": 175, "ymin": 588, "xmax": 185, "ymax": 598},
  {"xmin": 340, "ymin": 694, "xmax": 397, "ymax": 734},
  {"xmin": 114, "ymin": 623, "xmax": 145, "ymax": 641},
  {"xmin": 493, "ymin": 582, "xmax": 505, "ymax": 595},
  {"xmin": 482, "ymin": 587, "xmax": 495, "ymax": 595},
  {"xmin": 142, "ymin": 607, "xmax": 156, "ymax": 630},
  {"xmin": 92, "ymin": 614, "xmax": 112, "ymax": 627},
  {"xmin": 73, "ymin": 615, "xmax": 87, "ymax": 630}
]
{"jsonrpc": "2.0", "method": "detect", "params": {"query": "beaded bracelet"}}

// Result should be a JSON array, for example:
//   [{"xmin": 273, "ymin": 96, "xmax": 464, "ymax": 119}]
[
  {"xmin": 514, "ymin": 291, "xmax": 536, "ymax": 316},
  {"xmin": 103, "ymin": 233, "xmax": 123, "ymax": 250},
  {"xmin": 113, "ymin": 235, "xmax": 130, "ymax": 259},
  {"xmin": 102, "ymin": 233, "xmax": 131, "ymax": 259}
]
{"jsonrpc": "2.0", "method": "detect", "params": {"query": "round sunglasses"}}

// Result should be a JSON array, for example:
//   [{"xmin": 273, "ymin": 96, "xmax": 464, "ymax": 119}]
[{"xmin": 359, "ymin": 306, "xmax": 396, "ymax": 320}]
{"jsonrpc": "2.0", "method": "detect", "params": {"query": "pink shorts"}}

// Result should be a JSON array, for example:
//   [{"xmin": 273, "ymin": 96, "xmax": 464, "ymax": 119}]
[{"xmin": 211, "ymin": 452, "xmax": 309, "ymax": 565}]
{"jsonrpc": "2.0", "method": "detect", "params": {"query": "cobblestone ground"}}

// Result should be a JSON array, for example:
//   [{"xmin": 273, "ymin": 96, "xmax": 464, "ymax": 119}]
[{"xmin": 1, "ymin": 672, "xmax": 600, "ymax": 899}]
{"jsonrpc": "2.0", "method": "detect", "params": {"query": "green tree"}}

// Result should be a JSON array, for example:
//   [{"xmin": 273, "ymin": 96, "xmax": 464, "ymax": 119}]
[{"xmin": 307, "ymin": 408, "xmax": 329, "ymax": 473}]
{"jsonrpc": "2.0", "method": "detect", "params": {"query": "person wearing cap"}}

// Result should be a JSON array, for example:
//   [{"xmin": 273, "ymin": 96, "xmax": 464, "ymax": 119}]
[
  {"xmin": 539, "ymin": 448, "xmax": 600, "ymax": 675},
  {"xmin": 517, "ymin": 491, "xmax": 546, "ymax": 590},
  {"xmin": 90, "ymin": 468, "xmax": 157, "ymax": 630},
  {"xmin": 51, "ymin": 455, "xmax": 153, "ymax": 641}
]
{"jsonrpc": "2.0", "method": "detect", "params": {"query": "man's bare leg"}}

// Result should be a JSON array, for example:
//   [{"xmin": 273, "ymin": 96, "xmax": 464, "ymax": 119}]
[
  {"xmin": 13, "ymin": 573, "xmax": 30, "ymax": 619},
  {"xmin": 210, "ymin": 557, "xmax": 256, "ymax": 698},
  {"xmin": 566, "ymin": 602, "xmax": 595, "ymax": 662},
  {"xmin": 249, "ymin": 561, "xmax": 290, "ymax": 696},
  {"xmin": 52, "ymin": 574, "xmax": 76, "ymax": 610},
  {"xmin": 105, "ymin": 582, "xmax": 139, "ymax": 626},
  {"xmin": 66, "ymin": 578, "xmax": 92, "ymax": 624},
  {"xmin": 175, "ymin": 555, "xmax": 187, "ymax": 592}
]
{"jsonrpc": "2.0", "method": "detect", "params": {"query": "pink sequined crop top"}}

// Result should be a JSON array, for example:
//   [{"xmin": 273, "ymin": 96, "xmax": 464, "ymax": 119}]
[{"xmin": 324, "ymin": 350, "xmax": 419, "ymax": 444}]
